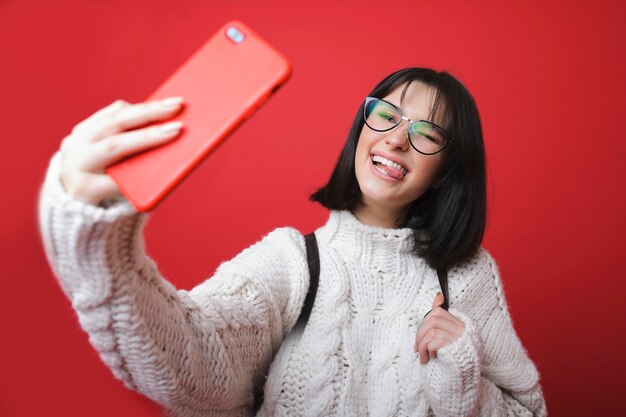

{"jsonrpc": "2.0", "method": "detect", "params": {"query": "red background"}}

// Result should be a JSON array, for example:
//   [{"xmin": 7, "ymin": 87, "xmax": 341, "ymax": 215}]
[{"xmin": 1, "ymin": 0, "xmax": 624, "ymax": 415}]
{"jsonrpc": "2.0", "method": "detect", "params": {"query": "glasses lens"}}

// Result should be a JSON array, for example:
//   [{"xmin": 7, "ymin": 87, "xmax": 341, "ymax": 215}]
[
  {"xmin": 364, "ymin": 98, "xmax": 400, "ymax": 131},
  {"xmin": 409, "ymin": 121, "xmax": 447, "ymax": 154}
]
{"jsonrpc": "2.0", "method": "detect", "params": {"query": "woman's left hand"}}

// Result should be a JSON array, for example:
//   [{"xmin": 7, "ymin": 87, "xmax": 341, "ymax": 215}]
[{"xmin": 414, "ymin": 292, "xmax": 466, "ymax": 364}]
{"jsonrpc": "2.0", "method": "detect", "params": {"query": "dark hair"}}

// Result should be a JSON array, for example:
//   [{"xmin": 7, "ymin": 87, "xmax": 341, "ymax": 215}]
[{"xmin": 310, "ymin": 67, "xmax": 486, "ymax": 271}]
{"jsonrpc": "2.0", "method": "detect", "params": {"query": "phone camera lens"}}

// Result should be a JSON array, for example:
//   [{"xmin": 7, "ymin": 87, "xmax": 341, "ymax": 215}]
[{"xmin": 226, "ymin": 27, "xmax": 245, "ymax": 44}]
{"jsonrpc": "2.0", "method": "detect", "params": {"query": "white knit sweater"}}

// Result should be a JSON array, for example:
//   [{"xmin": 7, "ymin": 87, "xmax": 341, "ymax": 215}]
[{"xmin": 38, "ymin": 151, "xmax": 546, "ymax": 417}]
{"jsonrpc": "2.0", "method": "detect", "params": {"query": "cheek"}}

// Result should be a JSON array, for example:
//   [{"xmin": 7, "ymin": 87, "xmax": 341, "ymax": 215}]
[
  {"xmin": 406, "ymin": 155, "xmax": 443, "ymax": 188},
  {"xmin": 422, "ymin": 157, "xmax": 442, "ymax": 180},
  {"xmin": 354, "ymin": 132, "xmax": 372, "ymax": 170},
  {"xmin": 355, "ymin": 130, "xmax": 373, "ymax": 155}
]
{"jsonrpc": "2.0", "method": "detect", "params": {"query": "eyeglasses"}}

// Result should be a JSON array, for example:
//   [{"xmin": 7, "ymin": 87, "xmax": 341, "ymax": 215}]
[{"xmin": 363, "ymin": 97, "xmax": 452, "ymax": 155}]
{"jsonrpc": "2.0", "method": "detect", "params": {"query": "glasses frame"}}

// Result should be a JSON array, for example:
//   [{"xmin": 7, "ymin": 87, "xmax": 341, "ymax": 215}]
[{"xmin": 363, "ymin": 96, "xmax": 452, "ymax": 155}]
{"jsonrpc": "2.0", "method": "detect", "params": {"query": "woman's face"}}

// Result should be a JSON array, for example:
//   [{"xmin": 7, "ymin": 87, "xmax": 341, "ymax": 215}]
[{"xmin": 354, "ymin": 81, "xmax": 446, "ymax": 222}]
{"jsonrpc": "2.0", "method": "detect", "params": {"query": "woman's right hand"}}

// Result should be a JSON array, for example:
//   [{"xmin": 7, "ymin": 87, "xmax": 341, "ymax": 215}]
[{"xmin": 59, "ymin": 97, "xmax": 185, "ymax": 206}]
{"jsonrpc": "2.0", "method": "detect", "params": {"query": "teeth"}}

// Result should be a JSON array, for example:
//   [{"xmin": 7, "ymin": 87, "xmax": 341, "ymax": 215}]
[
  {"xmin": 372, "ymin": 155, "xmax": 407, "ymax": 175},
  {"xmin": 374, "ymin": 164, "xmax": 391, "ymax": 177}
]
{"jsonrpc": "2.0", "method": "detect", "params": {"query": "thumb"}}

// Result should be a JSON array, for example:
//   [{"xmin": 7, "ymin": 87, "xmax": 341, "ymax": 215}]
[{"xmin": 432, "ymin": 292, "xmax": 445, "ymax": 309}]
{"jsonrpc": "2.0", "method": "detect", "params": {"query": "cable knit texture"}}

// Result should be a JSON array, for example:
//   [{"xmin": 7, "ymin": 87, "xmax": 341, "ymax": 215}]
[{"xmin": 38, "ymin": 151, "xmax": 547, "ymax": 417}]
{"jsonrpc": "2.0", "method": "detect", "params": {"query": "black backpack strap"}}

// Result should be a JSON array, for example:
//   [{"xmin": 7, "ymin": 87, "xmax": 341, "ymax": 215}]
[
  {"xmin": 436, "ymin": 268, "xmax": 449, "ymax": 310},
  {"xmin": 254, "ymin": 231, "xmax": 319, "ymax": 413},
  {"xmin": 296, "ymin": 232, "xmax": 320, "ymax": 329}
]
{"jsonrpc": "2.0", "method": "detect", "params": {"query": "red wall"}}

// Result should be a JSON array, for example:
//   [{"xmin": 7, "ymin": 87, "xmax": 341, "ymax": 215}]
[{"xmin": 1, "ymin": 0, "xmax": 624, "ymax": 415}]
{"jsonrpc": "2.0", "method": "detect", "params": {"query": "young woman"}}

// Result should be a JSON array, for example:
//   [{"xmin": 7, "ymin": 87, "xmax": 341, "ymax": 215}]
[{"xmin": 38, "ymin": 67, "xmax": 547, "ymax": 416}]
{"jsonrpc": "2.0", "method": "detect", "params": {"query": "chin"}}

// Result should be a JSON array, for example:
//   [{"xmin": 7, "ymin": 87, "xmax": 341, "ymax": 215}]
[{"xmin": 358, "ymin": 188, "xmax": 404, "ymax": 210}]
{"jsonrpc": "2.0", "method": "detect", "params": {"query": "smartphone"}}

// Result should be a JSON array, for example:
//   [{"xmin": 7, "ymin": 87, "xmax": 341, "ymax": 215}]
[{"xmin": 105, "ymin": 21, "xmax": 292, "ymax": 212}]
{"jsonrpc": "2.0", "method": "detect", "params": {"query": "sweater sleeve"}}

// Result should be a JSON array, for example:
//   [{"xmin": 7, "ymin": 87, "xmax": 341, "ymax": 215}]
[
  {"xmin": 37, "ymin": 151, "xmax": 309, "ymax": 416},
  {"xmin": 419, "ymin": 250, "xmax": 547, "ymax": 417}
]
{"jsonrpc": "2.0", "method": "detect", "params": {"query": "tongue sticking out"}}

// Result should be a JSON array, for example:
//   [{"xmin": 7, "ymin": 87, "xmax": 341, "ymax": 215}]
[{"xmin": 376, "ymin": 162, "xmax": 405, "ymax": 180}]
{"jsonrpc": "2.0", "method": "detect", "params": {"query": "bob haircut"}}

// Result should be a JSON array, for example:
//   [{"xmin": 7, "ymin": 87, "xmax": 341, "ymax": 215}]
[{"xmin": 310, "ymin": 67, "xmax": 486, "ymax": 271}]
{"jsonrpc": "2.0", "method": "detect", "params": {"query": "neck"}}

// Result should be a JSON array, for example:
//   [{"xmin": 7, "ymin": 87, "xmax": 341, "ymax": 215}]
[{"xmin": 352, "ymin": 203, "xmax": 407, "ymax": 229}]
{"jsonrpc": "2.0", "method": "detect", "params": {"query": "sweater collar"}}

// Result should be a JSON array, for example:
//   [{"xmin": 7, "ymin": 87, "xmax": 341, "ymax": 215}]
[{"xmin": 317, "ymin": 210, "xmax": 416, "ymax": 259}]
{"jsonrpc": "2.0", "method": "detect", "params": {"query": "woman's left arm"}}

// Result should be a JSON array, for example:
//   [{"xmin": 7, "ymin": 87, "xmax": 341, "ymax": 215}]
[{"xmin": 415, "ymin": 250, "xmax": 547, "ymax": 417}]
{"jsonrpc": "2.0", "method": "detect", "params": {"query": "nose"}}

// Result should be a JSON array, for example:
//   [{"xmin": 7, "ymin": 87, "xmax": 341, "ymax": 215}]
[{"xmin": 384, "ymin": 120, "xmax": 410, "ymax": 151}]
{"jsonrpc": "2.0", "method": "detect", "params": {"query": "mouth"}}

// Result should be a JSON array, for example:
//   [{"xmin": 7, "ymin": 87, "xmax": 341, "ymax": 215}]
[{"xmin": 370, "ymin": 154, "xmax": 408, "ymax": 180}]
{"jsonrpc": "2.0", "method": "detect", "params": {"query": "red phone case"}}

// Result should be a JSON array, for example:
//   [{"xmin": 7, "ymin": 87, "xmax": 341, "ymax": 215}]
[{"xmin": 105, "ymin": 21, "xmax": 291, "ymax": 212}]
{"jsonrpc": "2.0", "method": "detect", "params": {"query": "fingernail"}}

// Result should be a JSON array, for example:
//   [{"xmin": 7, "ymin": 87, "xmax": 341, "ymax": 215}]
[
  {"xmin": 153, "ymin": 121, "xmax": 182, "ymax": 140},
  {"xmin": 154, "ymin": 122, "xmax": 183, "ymax": 140},
  {"xmin": 160, "ymin": 97, "xmax": 184, "ymax": 108},
  {"xmin": 158, "ymin": 121, "xmax": 183, "ymax": 134},
  {"xmin": 110, "ymin": 99, "xmax": 125, "ymax": 110}
]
